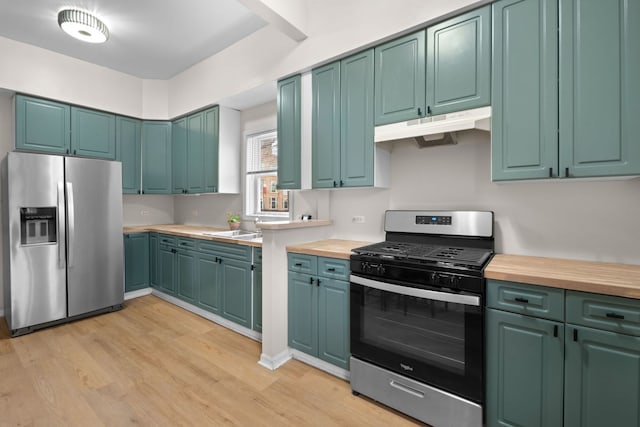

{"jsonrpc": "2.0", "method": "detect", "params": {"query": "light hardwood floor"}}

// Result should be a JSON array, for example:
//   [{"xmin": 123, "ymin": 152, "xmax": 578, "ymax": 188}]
[{"xmin": 0, "ymin": 295, "xmax": 422, "ymax": 426}]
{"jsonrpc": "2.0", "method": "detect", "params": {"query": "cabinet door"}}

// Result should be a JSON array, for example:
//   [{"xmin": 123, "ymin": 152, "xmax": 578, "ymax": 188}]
[
  {"xmin": 277, "ymin": 75, "xmax": 301, "ymax": 190},
  {"xmin": 198, "ymin": 253, "xmax": 222, "ymax": 314},
  {"xmin": 486, "ymin": 309, "xmax": 564, "ymax": 427},
  {"xmin": 491, "ymin": 0, "xmax": 558, "ymax": 181},
  {"xmin": 288, "ymin": 271, "xmax": 318, "ymax": 355},
  {"xmin": 172, "ymin": 117, "xmax": 187, "ymax": 194},
  {"xmin": 340, "ymin": 49, "xmax": 374, "ymax": 187},
  {"xmin": 158, "ymin": 245, "xmax": 176, "ymax": 295},
  {"xmin": 253, "ymin": 262, "xmax": 262, "ymax": 332},
  {"xmin": 312, "ymin": 62, "xmax": 341, "ymax": 189},
  {"xmin": 564, "ymin": 325, "xmax": 640, "ymax": 427},
  {"xmin": 220, "ymin": 258, "xmax": 252, "ymax": 328},
  {"xmin": 15, "ymin": 95, "xmax": 70, "ymax": 154},
  {"xmin": 149, "ymin": 233, "xmax": 158, "ymax": 288},
  {"xmin": 187, "ymin": 112, "xmax": 206, "ymax": 193},
  {"xmin": 124, "ymin": 233, "xmax": 149, "ymax": 292},
  {"xmin": 176, "ymin": 249, "xmax": 197, "ymax": 304},
  {"xmin": 318, "ymin": 278, "xmax": 349, "ymax": 369},
  {"xmin": 374, "ymin": 30, "xmax": 426, "ymax": 125},
  {"xmin": 71, "ymin": 107, "xmax": 116, "ymax": 159},
  {"xmin": 559, "ymin": 0, "xmax": 640, "ymax": 178},
  {"xmin": 142, "ymin": 121, "xmax": 172, "ymax": 194},
  {"xmin": 427, "ymin": 6, "xmax": 490, "ymax": 116},
  {"xmin": 203, "ymin": 106, "xmax": 219, "ymax": 193},
  {"xmin": 116, "ymin": 116, "xmax": 141, "ymax": 194}
]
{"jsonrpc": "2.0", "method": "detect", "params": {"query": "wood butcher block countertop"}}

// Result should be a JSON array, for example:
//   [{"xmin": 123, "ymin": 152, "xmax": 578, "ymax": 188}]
[
  {"xmin": 123, "ymin": 224, "xmax": 262, "ymax": 247},
  {"xmin": 485, "ymin": 254, "xmax": 640, "ymax": 299},
  {"xmin": 287, "ymin": 239, "xmax": 372, "ymax": 260}
]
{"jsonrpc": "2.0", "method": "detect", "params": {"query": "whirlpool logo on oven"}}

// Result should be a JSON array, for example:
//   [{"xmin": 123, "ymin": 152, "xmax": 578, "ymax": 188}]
[{"xmin": 400, "ymin": 363, "xmax": 414, "ymax": 372}]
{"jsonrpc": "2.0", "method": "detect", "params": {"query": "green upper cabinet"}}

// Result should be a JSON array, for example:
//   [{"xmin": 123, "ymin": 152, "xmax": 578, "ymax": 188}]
[
  {"xmin": 340, "ymin": 49, "xmax": 375, "ymax": 188},
  {"xmin": 374, "ymin": 30, "xmax": 426, "ymax": 125},
  {"xmin": 426, "ymin": 6, "xmax": 491, "ymax": 116},
  {"xmin": 116, "ymin": 116, "xmax": 141, "ymax": 194},
  {"xmin": 187, "ymin": 112, "xmax": 206, "ymax": 193},
  {"xmin": 312, "ymin": 62, "xmax": 341, "ymax": 189},
  {"xmin": 277, "ymin": 75, "xmax": 302, "ymax": 190},
  {"xmin": 173, "ymin": 106, "xmax": 224, "ymax": 194},
  {"xmin": 141, "ymin": 121, "xmax": 172, "ymax": 194},
  {"xmin": 203, "ymin": 107, "xmax": 220, "ymax": 193},
  {"xmin": 70, "ymin": 107, "xmax": 116, "ymax": 159},
  {"xmin": 311, "ymin": 50, "xmax": 389, "ymax": 189},
  {"xmin": 564, "ymin": 325, "xmax": 640, "ymax": 427},
  {"xmin": 491, "ymin": 0, "xmax": 558, "ymax": 181},
  {"xmin": 171, "ymin": 117, "xmax": 188, "ymax": 194},
  {"xmin": 559, "ymin": 0, "xmax": 640, "ymax": 178},
  {"xmin": 15, "ymin": 95, "xmax": 70, "ymax": 155},
  {"xmin": 124, "ymin": 233, "xmax": 150, "ymax": 293}
]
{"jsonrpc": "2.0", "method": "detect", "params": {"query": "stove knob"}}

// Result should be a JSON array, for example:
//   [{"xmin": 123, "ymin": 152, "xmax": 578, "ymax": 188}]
[
  {"xmin": 450, "ymin": 276, "xmax": 460, "ymax": 288},
  {"xmin": 430, "ymin": 272, "xmax": 438, "ymax": 284},
  {"xmin": 376, "ymin": 265, "xmax": 386, "ymax": 275},
  {"xmin": 360, "ymin": 261, "xmax": 368, "ymax": 272}
]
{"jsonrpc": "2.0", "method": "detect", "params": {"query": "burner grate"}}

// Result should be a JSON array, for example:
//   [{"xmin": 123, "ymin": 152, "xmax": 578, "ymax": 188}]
[{"xmin": 353, "ymin": 242, "xmax": 492, "ymax": 267}]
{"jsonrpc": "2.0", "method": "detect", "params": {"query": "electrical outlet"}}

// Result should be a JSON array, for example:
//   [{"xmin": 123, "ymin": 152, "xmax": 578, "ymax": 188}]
[
  {"xmin": 352, "ymin": 215, "xmax": 365, "ymax": 223},
  {"xmin": 140, "ymin": 210, "xmax": 149, "ymax": 216}
]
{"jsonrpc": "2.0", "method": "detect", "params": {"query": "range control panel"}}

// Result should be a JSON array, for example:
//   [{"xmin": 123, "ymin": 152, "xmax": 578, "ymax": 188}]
[{"xmin": 416, "ymin": 215, "xmax": 452, "ymax": 225}]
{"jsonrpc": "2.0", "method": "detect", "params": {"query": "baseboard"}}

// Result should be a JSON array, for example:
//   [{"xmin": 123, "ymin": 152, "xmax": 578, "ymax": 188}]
[
  {"xmin": 290, "ymin": 349, "xmax": 351, "ymax": 381},
  {"xmin": 124, "ymin": 287, "xmax": 152, "ymax": 300},
  {"xmin": 150, "ymin": 289, "xmax": 262, "ymax": 342},
  {"xmin": 258, "ymin": 349, "xmax": 292, "ymax": 371}
]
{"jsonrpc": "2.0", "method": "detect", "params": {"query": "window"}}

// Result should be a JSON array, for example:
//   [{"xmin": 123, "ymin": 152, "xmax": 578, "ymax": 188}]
[{"xmin": 245, "ymin": 130, "xmax": 290, "ymax": 219}]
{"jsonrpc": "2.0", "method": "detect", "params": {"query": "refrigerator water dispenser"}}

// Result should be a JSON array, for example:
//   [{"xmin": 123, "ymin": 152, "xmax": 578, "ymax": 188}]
[{"xmin": 20, "ymin": 207, "xmax": 57, "ymax": 245}]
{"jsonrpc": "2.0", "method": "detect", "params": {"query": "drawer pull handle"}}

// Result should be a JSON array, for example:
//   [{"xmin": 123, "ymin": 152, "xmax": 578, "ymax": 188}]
[
  {"xmin": 514, "ymin": 297, "xmax": 529, "ymax": 303},
  {"xmin": 389, "ymin": 380, "xmax": 424, "ymax": 399},
  {"xmin": 295, "ymin": 263, "xmax": 303, "ymax": 267},
  {"xmin": 553, "ymin": 325, "xmax": 558, "ymax": 337},
  {"xmin": 606, "ymin": 312, "xmax": 625, "ymax": 320},
  {"xmin": 327, "ymin": 268, "xmax": 336, "ymax": 272}
]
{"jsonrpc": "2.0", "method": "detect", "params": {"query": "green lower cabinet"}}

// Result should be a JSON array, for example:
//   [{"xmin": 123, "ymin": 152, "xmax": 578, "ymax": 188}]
[
  {"xmin": 485, "ymin": 308, "xmax": 564, "ymax": 427},
  {"xmin": 288, "ymin": 271, "xmax": 318, "ymax": 355},
  {"xmin": 198, "ymin": 253, "xmax": 222, "ymax": 314},
  {"xmin": 158, "ymin": 242, "xmax": 176, "ymax": 295},
  {"xmin": 176, "ymin": 248, "xmax": 197, "ymax": 304},
  {"xmin": 220, "ymin": 258, "xmax": 252, "ymax": 329},
  {"xmin": 124, "ymin": 233, "xmax": 150, "ymax": 292},
  {"xmin": 288, "ymin": 254, "xmax": 350, "ymax": 369},
  {"xmin": 317, "ymin": 277, "xmax": 349, "ymax": 370},
  {"xmin": 149, "ymin": 233, "xmax": 158, "ymax": 288},
  {"xmin": 252, "ymin": 249, "xmax": 262, "ymax": 333}
]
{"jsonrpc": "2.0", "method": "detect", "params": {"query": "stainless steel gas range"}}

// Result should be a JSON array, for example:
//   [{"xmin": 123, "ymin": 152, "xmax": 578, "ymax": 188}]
[{"xmin": 349, "ymin": 210, "xmax": 494, "ymax": 427}]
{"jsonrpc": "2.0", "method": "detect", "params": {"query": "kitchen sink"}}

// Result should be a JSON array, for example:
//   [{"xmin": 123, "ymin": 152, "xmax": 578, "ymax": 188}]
[{"xmin": 200, "ymin": 230, "xmax": 261, "ymax": 240}]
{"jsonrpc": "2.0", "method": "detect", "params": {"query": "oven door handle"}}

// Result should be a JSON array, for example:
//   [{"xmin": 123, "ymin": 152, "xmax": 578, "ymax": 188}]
[{"xmin": 350, "ymin": 275, "xmax": 481, "ymax": 307}]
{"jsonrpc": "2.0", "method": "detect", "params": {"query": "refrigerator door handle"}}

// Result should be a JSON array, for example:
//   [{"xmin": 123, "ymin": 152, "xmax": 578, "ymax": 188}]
[
  {"xmin": 57, "ymin": 182, "xmax": 66, "ymax": 269},
  {"xmin": 66, "ymin": 182, "xmax": 75, "ymax": 268}
]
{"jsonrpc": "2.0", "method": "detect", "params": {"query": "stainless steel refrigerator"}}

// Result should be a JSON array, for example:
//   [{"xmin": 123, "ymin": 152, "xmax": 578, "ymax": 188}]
[{"xmin": 2, "ymin": 152, "xmax": 124, "ymax": 336}]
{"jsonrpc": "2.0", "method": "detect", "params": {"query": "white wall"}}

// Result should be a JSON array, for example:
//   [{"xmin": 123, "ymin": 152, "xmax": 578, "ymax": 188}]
[{"xmin": 328, "ymin": 131, "xmax": 640, "ymax": 265}]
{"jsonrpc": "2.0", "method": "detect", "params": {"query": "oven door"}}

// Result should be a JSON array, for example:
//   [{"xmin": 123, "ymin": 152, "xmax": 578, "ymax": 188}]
[{"xmin": 350, "ymin": 274, "xmax": 483, "ymax": 403}]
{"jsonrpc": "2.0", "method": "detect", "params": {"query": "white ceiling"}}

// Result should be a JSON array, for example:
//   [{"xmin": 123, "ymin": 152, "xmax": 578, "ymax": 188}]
[{"xmin": 0, "ymin": 0, "xmax": 267, "ymax": 79}]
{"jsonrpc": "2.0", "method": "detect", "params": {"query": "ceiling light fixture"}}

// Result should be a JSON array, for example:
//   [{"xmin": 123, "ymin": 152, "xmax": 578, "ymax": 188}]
[{"xmin": 58, "ymin": 9, "xmax": 109, "ymax": 44}]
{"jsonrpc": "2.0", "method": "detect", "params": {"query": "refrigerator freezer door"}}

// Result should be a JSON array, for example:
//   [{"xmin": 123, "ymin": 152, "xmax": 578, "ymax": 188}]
[
  {"xmin": 6, "ymin": 152, "xmax": 67, "ymax": 330},
  {"xmin": 65, "ymin": 157, "xmax": 123, "ymax": 317}
]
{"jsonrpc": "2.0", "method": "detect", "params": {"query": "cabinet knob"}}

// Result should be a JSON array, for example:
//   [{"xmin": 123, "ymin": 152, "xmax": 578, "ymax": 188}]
[
  {"xmin": 565, "ymin": 167, "xmax": 570, "ymax": 178},
  {"xmin": 339, "ymin": 180, "xmax": 344, "ymax": 187},
  {"xmin": 549, "ymin": 167, "xmax": 553, "ymax": 178},
  {"xmin": 427, "ymin": 106, "xmax": 432, "ymax": 115},
  {"xmin": 309, "ymin": 277, "xmax": 314, "ymax": 285}
]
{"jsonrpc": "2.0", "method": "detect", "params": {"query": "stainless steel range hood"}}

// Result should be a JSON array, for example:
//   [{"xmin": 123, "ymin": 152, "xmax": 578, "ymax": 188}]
[{"xmin": 374, "ymin": 106, "xmax": 491, "ymax": 147}]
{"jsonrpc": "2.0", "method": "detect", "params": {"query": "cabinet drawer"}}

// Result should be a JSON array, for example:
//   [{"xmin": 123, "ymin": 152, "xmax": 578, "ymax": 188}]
[
  {"xmin": 198, "ymin": 240, "xmax": 251, "ymax": 261},
  {"xmin": 288, "ymin": 253, "xmax": 317, "ymax": 275},
  {"xmin": 177, "ymin": 238, "xmax": 195, "ymax": 249},
  {"xmin": 486, "ymin": 280, "xmax": 564, "ymax": 321},
  {"xmin": 318, "ymin": 257, "xmax": 349, "ymax": 281},
  {"xmin": 566, "ymin": 291, "xmax": 640, "ymax": 337},
  {"xmin": 158, "ymin": 234, "xmax": 176, "ymax": 246}
]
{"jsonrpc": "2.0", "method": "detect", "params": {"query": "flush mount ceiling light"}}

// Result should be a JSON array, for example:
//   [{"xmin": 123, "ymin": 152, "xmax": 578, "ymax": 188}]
[{"xmin": 58, "ymin": 9, "xmax": 109, "ymax": 44}]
